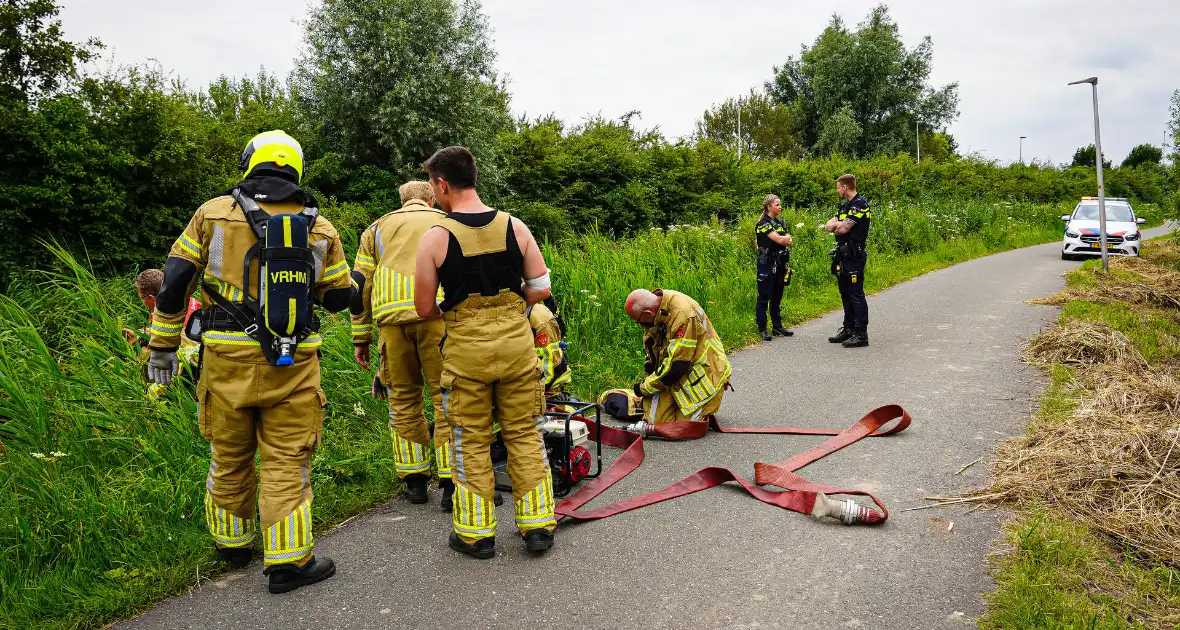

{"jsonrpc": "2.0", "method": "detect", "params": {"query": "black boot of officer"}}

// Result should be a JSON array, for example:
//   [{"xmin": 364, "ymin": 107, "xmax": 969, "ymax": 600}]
[{"xmin": 842, "ymin": 327, "xmax": 869, "ymax": 348}]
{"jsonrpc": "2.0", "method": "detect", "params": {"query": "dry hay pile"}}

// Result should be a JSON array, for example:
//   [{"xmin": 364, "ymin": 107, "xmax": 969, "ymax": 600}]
[
  {"xmin": 1023, "ymin": 320, "xmax": 1146, "ymax": 369},
  {"xmin": 988, "ymin": 350, "xmax": 1180, "ymax": 566},
  {"xmin": 1031, "ymin": 242, "xmax": 1180, "ymax": 310},
  {"xmin": 967, "ymin": 240, "xmax": 1180, "ymax": 575}
]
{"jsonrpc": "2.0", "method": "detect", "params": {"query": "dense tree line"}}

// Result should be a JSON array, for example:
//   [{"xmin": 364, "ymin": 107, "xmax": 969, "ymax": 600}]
[{"xmin": 0, "ymin": 0, "xmax": 1176, "ymax": 286}]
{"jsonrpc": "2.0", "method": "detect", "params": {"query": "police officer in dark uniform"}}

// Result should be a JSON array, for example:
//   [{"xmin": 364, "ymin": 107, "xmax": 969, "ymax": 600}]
[
  {"xmin": 755, "ymin": 194, "xmax": 794, "ymax": 342},
  {"xmin": 825, "ymin": 174, "xmax": 871, "ymax": 348}
]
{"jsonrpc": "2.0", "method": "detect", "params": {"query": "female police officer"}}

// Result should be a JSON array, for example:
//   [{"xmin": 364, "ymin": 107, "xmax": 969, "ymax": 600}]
[{"xmin": 754, "ymin": 194, "xmax": 794, "ymax": 341}]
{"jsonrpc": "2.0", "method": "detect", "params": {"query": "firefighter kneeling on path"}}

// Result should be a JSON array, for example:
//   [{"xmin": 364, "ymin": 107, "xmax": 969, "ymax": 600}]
[
  {"xmin": 825, "ymin": 173, "xmax": 871, "ymax": 348},
  {"xmin": 414, "ymin": 146, "xmax": 557, "ymax": 560},
  {"xmin": 350, "ymin": 180, "xmax": 454, "ymax": 509},
  {"xmin": 604, "ymin": 289, "xmax": 731, "ymax": 431},
  {"xmin": 146, "ymin": 130, "xmax": 351, "ymax": 594}
]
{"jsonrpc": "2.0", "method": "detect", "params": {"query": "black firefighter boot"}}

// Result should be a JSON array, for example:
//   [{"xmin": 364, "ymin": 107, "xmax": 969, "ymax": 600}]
[
  {"xmin": 217, "ymin": 546, "xmax": 253, "ymax": 569},
  {"xmin": 266, "ymin": 555, "xmax": 337, "ymax": 594},
  {"xmin": 404, "ymin": 473, "xmax": 429, "ymax": 504},
  {"xmin": 523, "ymin": 528, "xmax": 555, "ymax": 555},
  {"xmin": 828, "ymin": 327, "xmax": 852, "ymax": 343},
  {"xmin": 449, "ymin": 532, "xmax": 496, "ymax": 560},
  {"xmin": 842, "ymin": 328, "xmax": 869, "ymax": 348},
  {"xmin": 760, "ymin": 329, "xmax": 773, "ymax": 342},
  {"xmin": 439, "ymin": 478, "xmax": 455, "ymax": 512},
  {"xmin": 772, "ymin": 325, "xmax": 794, "ymax": 337}
]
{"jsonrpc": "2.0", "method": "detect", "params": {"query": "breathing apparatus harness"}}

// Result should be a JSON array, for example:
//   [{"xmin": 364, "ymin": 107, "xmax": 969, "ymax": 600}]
[{"xmin": 201, "ymin": 188, "xmax": 320, "ymax": 366}]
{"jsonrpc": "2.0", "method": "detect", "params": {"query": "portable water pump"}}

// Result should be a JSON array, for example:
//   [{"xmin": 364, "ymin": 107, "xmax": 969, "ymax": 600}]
[{"xmin": 492, "ymin": 400, "xmax": 603, "ymax": 497}]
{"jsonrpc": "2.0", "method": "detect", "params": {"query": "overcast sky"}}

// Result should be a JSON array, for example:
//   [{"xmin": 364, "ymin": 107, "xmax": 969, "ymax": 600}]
[{"xmin": 60, "ymin": 0, "xmax": 1180, "ymax": 165}]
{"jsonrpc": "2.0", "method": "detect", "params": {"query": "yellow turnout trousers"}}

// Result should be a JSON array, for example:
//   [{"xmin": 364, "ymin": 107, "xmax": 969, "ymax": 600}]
[
  {"xmin": 377, "ymin": 319, "xmax": 450, "ymax": 480},
  {"xmin": 441, "ymin": 293, "xmax": 556, "ymax": 543},
  {"xmin": 642, "ymin": 388, "xmax": 725, "ymax": 425},
  {"xmin": 197, "ymin": 337, "xmax": 326, "ymax": 567}
]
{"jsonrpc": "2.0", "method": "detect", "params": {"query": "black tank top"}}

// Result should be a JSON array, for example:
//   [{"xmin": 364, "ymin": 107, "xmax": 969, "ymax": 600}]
[{"xmin": 438, "ymin": 211, "xmax": 525, "ymax": 312}]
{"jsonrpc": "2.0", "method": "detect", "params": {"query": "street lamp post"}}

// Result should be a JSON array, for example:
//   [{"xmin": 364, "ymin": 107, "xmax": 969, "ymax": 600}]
[
  {"xmin": 1019, "ymin": 136, "xmax": 1027, "ymax": 164},
  {"xmin": 1068, "ymin": 77, "xmax": 1108, "ymax": 272},
  {"xmin": 916, "ymin": 119, "xmax": 920, "ymax": 161},
  {"xmin": 736, "ymin": 96, "xmax": 742, "ymax": 163}
]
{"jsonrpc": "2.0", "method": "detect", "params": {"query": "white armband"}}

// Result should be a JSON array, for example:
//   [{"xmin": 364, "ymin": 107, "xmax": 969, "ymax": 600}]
[{"xmin": 524, "ymin": 271, "xmax": 551, "ymax": 290}]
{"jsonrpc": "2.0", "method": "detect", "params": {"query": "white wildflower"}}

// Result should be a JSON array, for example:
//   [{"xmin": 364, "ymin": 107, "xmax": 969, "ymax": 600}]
[
  {"xmin": 580, "ymin": 289, "xmax": 590, "ymax": 293},
  {"xmin": 795, "ymin": 223, "xmax": 805, "ymax": 228},
  {"xmin": 50, "ymin": 451, "xmax": 68, "ymax": 458},
  {"xmin": 31, "ymin": 452, "xmax": 45, "ymax": 459},
  {"xmin": 353, "ymin": 402, "xmax": 365, "ymax": 417}
]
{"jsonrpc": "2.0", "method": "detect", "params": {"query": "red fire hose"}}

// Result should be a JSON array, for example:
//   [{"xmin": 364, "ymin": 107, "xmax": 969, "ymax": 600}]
[{"xmin": 555, "ymin": 405, "xmax": 911, "ymax": 525}]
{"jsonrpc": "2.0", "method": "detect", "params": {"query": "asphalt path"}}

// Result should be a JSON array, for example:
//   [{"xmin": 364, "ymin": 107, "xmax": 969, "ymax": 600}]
[{"xmin": 116, "ymin": 229, "xmax": 1173, "ymax": 630}]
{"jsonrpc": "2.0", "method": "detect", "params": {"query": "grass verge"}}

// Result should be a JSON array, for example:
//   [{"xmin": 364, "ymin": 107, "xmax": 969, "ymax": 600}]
[{"xmin": 978, "ymin": 238, "xmax": 1180, "ymax": 629}]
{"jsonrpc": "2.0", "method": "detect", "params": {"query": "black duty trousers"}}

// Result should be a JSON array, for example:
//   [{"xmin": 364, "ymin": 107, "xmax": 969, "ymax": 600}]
[
  {"xmin": 837, "ymin": 253, "xmax": 868, "ymax": 331},
  {"xmin": 756, "ymin": 262, "xmax": 787, "ymax": 331}
]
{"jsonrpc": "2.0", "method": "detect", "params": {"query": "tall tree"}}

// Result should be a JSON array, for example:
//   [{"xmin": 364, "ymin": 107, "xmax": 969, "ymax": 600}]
[
  {"xmin": 1121, "ymin": 143, "xmax": 1162, "ymax": 168},
  {"xmin": 0, "ymin": 0, "xmax": 99, "ymax": 104},
  {"xmin": 1071, "ymin": 144, "xmax": 1110, "ymax": 169},
  {"xmin": 765, "ymin": 5, "xmax": 959, "ymax": 157},
  {"xmin": 293, "ymin": 0, "xmax": 511, "ymax": 185},
  {"xmin": 695, "ymin": 91, "xmax": 804, "ymax": 160}
]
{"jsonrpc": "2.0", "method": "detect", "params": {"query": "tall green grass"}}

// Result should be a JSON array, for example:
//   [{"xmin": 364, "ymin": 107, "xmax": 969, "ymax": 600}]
[
  {"xmin": 0, "ymin": 247, "xmax": 394, "ymax": 630},
  {"xmin": 0, "ymin": 199, "xmax": 1159, "ymax": 629}
]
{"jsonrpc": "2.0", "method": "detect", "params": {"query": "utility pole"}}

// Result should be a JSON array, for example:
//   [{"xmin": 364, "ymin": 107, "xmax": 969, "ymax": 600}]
[
  {"xmin": 1019, "ymin": 136, "xmax": 1027, "ymax": 164},
  {"xmin": 1068, "ymin": 77, "xmax": 1108, "ymax": 272}
]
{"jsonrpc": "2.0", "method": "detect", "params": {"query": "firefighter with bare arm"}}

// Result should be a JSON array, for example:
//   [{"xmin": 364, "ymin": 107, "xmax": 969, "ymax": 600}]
[
  {"xmin": 414, "ymin": 146, "xmax": 557, "ymax": 559},
  {"xmin": 146, "ymin": 130, "xmax": 351, "ymax": 593}
]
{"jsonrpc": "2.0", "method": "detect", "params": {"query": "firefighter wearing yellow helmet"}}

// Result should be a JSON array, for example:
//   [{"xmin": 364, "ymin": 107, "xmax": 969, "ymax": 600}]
[
  {"xmin": 146, "ymin": 130, "xmax": 352, "ymax": 593},
  {"xmin": 414, "ymin": 146, "xmax": 557, "ymax": 559},
  {"xmin": 350, "ymin": 181, "xmax": 453, "ymax": 508}
]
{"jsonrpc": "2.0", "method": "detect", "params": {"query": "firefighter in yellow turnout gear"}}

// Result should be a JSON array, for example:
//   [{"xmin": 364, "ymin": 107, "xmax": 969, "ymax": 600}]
[
  {"xmin": 350, "ymin": 181, "xmax": 453, "ymax": 508},
  {"xmin": 527, "ymin": 298, "xmax": 571, "ymax": 401},
  {"xmin": 624, "ymin": 289, "xmax": 731, "ymax": 425},
  {"xmin": 146, "ymin": 130, "xmax": 350, "ymax": 594},
  {"xmin": 414, "ymin": 146, "xmax": 557, "ymax": 559}
]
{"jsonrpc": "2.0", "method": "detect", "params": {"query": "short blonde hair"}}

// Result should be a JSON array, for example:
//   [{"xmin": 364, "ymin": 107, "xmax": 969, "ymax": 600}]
[
  {"xmin": 762, "ymin": 194, "xmax": 781, "ymax": 212},
  {"xmin": 399, "ymin": 180, "xmax": 434, "ymax": 205}
]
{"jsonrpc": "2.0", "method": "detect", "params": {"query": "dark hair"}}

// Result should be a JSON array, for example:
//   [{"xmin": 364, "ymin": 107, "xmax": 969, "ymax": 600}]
[
  {"xmin": 424, "ymin": 146, "xmax": 478, "ymax": 190},
  {"xmin": 836, "ymin": 174, "xmax": 857, "ymax": 190}
]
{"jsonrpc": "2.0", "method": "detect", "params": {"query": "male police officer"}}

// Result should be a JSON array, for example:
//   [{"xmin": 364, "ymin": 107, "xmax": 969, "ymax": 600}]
[
  {"xmin": 623, "ymin": 288, "xmax": 731, "ymax": 426},
  {"xmin": 754, "ymin": 194, "xmax": 794, "ymax": 341},
  {"xmin": 825, "ymin": 174, "xmax": 871, "ymax": 348},
  {"xmin": 146, "ymin": 130, "xmax": 351, "ymax": 593},
  {"xmin": 414, "ymin": 146, "xmax": 557, "ymax": 559},
  {"xmin": 351, "ymin": 181, "xmax": 452, "ymax": 508}
]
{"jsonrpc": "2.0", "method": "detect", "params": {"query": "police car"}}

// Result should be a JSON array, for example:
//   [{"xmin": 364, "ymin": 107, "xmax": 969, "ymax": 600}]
[{"xmin": 1061, "ymin": 197, "xmax": 1146, "ymax": 260}]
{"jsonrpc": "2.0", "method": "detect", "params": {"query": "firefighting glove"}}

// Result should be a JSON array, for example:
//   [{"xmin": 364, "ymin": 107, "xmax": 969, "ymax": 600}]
[
  {"xmin": 632, "ymin": 382, "xmax": 645, "ymax": 398},
  {"xmin": 371, "ymin": 372, "xmax": 388, "ymax": 400},
  {"xmin": 147, "ymin": 349, "xmax": 179, "ymax": 386}
]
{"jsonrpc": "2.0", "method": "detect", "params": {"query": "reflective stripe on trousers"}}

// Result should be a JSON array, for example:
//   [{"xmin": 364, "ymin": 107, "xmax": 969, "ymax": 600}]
[
  {"xmin": 514, "ymin": 472, "xmax": 557, "ymax": 532},
  {"xmin": 453, "ymin": 483, "xmax": 496, "ymax": 539}
]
